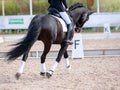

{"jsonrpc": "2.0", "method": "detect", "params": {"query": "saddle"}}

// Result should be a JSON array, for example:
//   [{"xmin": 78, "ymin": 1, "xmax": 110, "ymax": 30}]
[
  {"xmin": 48, "ymin": 8, "xmax": 73, "ymax": 32},
  {"xmin": 48, "ymin": 8, "xmax": 67, "ymax": 32}
]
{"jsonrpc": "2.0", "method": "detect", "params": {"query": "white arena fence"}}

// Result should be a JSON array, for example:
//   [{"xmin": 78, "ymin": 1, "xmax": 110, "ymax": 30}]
[
  {"xmin": 84, "ymin": 12, "xmax": 120, "ymax": 27},
  {"xmin": 0, "ymin": 12, "xmax": 120, "ymax": 30}
]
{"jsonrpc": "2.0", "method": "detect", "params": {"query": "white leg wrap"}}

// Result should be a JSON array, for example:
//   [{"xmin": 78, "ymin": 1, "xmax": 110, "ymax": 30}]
[
  {"xmin": 64, "ymin": 58, "xmax": 71, "ymax": 71},
  {"xmin": 48, "ymin": 61, "xmax": 58, "ymax": 74},
  {"xmin": 40, "ymin": 63, "xmax": 46, "ymax": 72},
  {"xmin": 64, "ymin": 58, "xmax": 70, "ymax": 67},
  {"xmin": 17, "ymin": 61, "xmax": 25, "ymax": 74}
]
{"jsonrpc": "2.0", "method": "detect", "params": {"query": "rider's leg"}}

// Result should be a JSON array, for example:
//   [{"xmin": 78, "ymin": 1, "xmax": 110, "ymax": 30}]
[
  {"xmin": 65, "ymin": 24, "xmax": 73, "ymax": 44},
  {"xmin": 59, "ymin": 12, "xmax": 73, "ymax": 44}
]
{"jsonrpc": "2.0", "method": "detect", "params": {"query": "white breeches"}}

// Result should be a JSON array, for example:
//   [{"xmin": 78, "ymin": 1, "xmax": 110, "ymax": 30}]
[{"xmin": 59, "ymin": 12, "xmax": 71, "ymax": 24}]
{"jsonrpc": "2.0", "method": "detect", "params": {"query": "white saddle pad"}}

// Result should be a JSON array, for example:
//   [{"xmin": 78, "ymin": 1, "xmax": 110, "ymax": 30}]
[{"xmin": 52, "ymin": 15, "xmax": 67, "ymax": 32}]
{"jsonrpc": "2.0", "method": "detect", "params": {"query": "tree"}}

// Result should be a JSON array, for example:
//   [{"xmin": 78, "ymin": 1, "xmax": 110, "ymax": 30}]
[
  {"xmin": 17, "ymin": 0, "xmax": 28, "ymax": 14},
  {"xmin": 86, "ymin": 0, "xmax": 94, "ymax": 10}
]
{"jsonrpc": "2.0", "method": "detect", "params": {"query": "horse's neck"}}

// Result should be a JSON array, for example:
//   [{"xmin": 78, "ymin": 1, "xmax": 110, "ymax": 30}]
[
  {"xmin": 69, "ymin": 11, "xmax": 79, "ymax": 24},
  {"xmin": 70, "ymin": 8, "xmax": 86, "ymax": 23}
]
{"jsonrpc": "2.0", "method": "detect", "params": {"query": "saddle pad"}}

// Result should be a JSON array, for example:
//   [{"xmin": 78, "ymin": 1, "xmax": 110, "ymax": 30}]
[{"xmin": 51, "ymin": 15, "xmax": 67, "ymax": 32}]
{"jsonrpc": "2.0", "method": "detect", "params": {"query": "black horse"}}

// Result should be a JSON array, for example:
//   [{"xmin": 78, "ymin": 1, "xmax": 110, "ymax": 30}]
[{"xmin": 6, "ymin": 2, "xmax": 93, "ymax": 79}]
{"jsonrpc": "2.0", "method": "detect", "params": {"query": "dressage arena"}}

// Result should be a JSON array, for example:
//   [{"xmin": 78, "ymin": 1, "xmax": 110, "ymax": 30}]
[{"xmin": 0, "ymin": 34, "xmax": 120, "ymax": 90}]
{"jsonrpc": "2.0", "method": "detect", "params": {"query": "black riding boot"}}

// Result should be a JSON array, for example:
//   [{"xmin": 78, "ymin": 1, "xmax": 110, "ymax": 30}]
[{"xmin": 64, "ymin": 24, "xmax": 73, "ymax": 45}]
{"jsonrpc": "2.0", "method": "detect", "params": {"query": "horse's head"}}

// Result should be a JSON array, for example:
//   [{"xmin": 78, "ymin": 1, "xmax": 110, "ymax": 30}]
[{"xmin": 69, "ymin": 2, "xmax": 93, "ymax": 32}]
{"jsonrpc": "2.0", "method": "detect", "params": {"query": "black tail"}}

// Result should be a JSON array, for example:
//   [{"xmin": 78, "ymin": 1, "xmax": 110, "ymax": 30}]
[{"xmin": 6, "ymin": 16, "xmax": 41, "ymax": 60}]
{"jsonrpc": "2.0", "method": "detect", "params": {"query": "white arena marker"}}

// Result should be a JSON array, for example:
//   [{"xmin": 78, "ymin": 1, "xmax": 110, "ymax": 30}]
[
  {"xmin": 72, "ymin": 33, "xmax": 84, "ymax": 59},
  {"xmin": 104, "ymin": 23, "xmax": 111, "ymax": 37},
  {"xmin": 0, "ymin": 37, "xmax": 4, "ymax": 43}
]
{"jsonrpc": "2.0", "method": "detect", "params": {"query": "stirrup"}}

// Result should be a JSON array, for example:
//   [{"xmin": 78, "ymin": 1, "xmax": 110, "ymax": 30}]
[{"xmin": 64, "ymin": 40, "xmax": 73, "ymax": 45}]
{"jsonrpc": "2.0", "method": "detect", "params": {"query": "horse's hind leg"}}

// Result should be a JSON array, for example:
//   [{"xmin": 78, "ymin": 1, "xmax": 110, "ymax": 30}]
[
  {"xmin": 15, "ymin": 50, "xmax": 29, "ymax": 79},
  {"xmin": 63, "ymin": 50, "xmax": 71, "ymax": 72},
  {"xmin": 40, "ymin": 42, "xmax": 51, "ymax": 76}
]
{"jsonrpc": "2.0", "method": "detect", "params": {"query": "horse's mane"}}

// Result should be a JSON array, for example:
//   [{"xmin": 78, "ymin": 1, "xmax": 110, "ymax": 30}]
[{"xmin": 69, "ymin": 2, "xmax": 84, "ymax": 11}]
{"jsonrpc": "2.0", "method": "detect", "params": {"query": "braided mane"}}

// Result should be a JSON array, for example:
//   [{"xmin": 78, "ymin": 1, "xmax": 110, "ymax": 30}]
[{"xmin": 69, "ymin": 2, "xmax": 84, "ymax": 11}]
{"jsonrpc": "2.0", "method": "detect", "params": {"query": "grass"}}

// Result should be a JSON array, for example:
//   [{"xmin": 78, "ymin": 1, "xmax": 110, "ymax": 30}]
[
  {"xmin": 0, "ymin": 27, "xmax": 120, "ymax": 35},
  {"xmin": 100, "ymin": 0, "xmax": 120, "ymax": 12},
  {"xmin": 0, "ymin": 29, "xmax": 27, "ymax": 34},
  {"xmin": 82, "ymin": 27, "xmax": 120, "ymax": 33},
  {"xmin": 0, "ymin": 0, "xmax": 20, "ymax": 15}
]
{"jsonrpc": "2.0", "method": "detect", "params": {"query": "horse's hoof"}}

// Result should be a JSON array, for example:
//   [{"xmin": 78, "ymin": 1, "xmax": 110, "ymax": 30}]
[
  {"xmin": 67, "ymin": 65, "xmax": 71, "ymax": 71},
  {"xmin": 65, "ymin": 65, "xmax": 71, "ymax": 73},
  {"xmin": 15, "ymin": 73, "xmax": 21, "ymax": 80},
  {"xmin": 46, "ymin": 72, "xmax": 52, "ymax": 79},
  {"xmin": 40, "ymin": 72, "xmax": 45, "ymax": 76}
]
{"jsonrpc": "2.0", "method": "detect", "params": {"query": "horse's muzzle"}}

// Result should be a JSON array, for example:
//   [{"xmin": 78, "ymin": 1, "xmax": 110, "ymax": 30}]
[{"xmin": 75, "ymin": 27, "xmax": 81, "ymax": 33}]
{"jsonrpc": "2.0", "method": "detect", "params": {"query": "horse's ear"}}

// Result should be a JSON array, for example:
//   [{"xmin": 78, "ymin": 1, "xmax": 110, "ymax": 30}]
[{"xmin": 88, "ymin": 11, "xmax": 94, "ymax": 15}]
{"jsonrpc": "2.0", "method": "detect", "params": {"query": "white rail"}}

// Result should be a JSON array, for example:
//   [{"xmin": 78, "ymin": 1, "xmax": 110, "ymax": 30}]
[
  {"xmin": 0, "ymin": 49, "xmax": 120, "ymax": 59},
  {"xmin": 0, "ymin": 13, "xmax": 120, "ymax": 30}
]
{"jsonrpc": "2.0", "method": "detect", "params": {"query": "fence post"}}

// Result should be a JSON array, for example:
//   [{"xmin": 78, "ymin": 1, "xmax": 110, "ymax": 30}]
[
  {"xmin": 2, "ymin": 0, "xmax": 5, "ymax": 16},
  {"xmin": 29, "ymin": 0, "xmax": 33, "ymax": 16}
]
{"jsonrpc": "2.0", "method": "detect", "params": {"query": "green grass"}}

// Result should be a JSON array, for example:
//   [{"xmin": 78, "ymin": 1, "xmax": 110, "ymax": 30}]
[
  {"xmin": 82, "ymin": 27, "xmax": 120, "ymax": 33},
  {"xmin": 100, "ymin": 0, "xmax": 120, "ymax": 12},
  {"xmin": 1, "ymin": 0, "xmax": 20, "ymax": 15},
  {"xmin": 0, "ymin": 27, "xmax": 120, "ymax": 35},
  {"xmin": 0, "ymin": 29, "xmax": 27, "ymax": 34}
]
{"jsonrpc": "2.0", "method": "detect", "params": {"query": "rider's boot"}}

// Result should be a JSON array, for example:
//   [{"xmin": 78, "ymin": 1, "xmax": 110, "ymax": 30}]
[{"xmin": 64, "ymin": 24, "xmax": 73, "ymax": 45}]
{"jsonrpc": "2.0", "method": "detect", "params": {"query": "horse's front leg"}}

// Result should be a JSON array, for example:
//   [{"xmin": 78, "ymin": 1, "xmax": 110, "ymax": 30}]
[
  {"xmin": 46, "ymin": 43, "xmax": 69, "ymax": 78},
  {"xmin": 15, "ymin": 51, "xmax": 29, "ymax": 79},
  {"xmin": 63, "ymin": 50, "xmax": 71, "ymax": 72}
]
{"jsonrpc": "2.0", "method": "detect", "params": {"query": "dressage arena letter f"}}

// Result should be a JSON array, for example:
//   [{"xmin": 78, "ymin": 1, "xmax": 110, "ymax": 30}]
[
  {"xmin": 72, "ymin": 34, "xmax": 84, "ymax": 58},
  {"xmin": 74, "ymin": 40, "xmax": 80, "ymax": 49}
]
